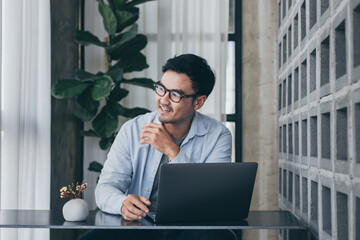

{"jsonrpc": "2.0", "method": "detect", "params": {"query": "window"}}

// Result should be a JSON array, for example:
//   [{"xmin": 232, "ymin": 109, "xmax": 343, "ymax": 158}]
[{"xmin": 227, "ymin": 0, "xmax": 242, "ymax": 162}]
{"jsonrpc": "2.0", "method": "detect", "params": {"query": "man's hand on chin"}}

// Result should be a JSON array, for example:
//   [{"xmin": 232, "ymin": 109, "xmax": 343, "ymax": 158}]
[
  {"xmin": 140, "ymin": 122, "xmax": 180, "ymax": 161},
  {"xmin": 121, "ymin": 194, "xmax": 150, "ymax": 221}
]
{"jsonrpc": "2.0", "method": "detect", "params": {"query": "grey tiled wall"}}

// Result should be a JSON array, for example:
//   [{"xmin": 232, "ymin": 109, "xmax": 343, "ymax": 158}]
[{"xmin": 277, "ymin": 0, "xmax": 360, "ymax": 239}]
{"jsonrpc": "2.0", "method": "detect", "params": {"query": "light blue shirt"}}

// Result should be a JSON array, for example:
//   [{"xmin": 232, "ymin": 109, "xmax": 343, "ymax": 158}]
[{"xmin": 95, "ymin": 111, "xmax": 232, "ymax": 215}]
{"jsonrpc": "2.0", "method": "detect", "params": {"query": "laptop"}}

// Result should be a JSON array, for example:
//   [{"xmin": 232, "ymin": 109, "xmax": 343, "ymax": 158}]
[{"xmin": 146, "ymin": 162, "xmax": 258, "ymax": 223}]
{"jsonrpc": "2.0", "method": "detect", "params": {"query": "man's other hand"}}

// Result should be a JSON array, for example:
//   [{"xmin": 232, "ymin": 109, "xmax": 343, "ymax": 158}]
[
  {"xmin": 140, "ymin": 123, "xmax": 180, "ymax": 161},
  {"xmin": 121, "ymin": 194, "xmax": 150, "ymax": 221}
]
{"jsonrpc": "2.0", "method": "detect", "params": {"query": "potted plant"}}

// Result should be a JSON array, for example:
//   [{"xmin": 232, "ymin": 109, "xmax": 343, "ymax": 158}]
[
  {"xmin": 60, "ymin": 182, "xmax": 89, "ymax": 221},
  {"xmin": 51, "ymin": 0, "xmax": 155, "ymax": 173}
]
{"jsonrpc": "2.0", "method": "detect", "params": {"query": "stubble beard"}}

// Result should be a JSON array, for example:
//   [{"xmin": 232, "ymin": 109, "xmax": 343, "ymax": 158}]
[
  {"xmin": 157, "ymin": 110, "xmax": 195, "ymax": 126},
  {"xmin": 157, "ymin": 112, "xmax": 174, "ymax": 124}
]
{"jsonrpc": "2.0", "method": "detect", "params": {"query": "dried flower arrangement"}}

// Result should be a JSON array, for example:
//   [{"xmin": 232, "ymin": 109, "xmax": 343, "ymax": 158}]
[{"xmin": 60, "ymin": 181, "xmax": 88, "ymax": 200}]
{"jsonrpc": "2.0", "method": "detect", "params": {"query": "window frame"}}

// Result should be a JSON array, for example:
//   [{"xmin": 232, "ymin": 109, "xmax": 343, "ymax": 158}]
[{"xmin": 226, "ymin": 0, "xmax": 242, "ymax": 162}]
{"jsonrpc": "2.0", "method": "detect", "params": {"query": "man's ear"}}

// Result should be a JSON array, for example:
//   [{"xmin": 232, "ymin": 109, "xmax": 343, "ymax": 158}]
[{"xmin": 193, "ymin": 95, "xmax": 207, "ymax": 110}]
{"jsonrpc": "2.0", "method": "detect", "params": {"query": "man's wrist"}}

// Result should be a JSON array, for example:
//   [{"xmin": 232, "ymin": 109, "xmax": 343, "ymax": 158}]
[{"xmin": 168, "ymin": 145, "xmax": 180, "ymax": 161}]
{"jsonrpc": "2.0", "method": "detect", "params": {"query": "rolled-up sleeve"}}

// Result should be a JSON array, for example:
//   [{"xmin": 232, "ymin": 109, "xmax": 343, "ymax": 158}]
[{"xmin": 95, "ymin": 121, "xmax": 133, "ymax": 215}]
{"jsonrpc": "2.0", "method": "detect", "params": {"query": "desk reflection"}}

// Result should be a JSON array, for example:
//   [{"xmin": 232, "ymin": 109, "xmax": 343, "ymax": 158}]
[
  {"xmin": 94, "ymin": 211, "xmax": 153, "ymax": 227},
  {"xmin": 93, "ymin": 210, "xmax": 249, "ymax": 228}
]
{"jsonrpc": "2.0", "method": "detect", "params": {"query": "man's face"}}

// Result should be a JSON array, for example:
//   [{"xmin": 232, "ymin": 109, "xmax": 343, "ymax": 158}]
[{"xmin": 155, "ymin": 70, "xmax": 199, "ymax": 124}]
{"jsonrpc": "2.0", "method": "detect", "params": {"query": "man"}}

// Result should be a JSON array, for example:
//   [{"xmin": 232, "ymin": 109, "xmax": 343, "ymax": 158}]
[{"xmin": 82, "ymin": 54, "xmax": 235, "ymax": 240}]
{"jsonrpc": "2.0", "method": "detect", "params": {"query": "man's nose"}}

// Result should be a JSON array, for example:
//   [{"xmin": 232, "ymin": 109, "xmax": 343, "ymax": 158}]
[{"xmin": 160, "ymin": 91, "xmax": 171, "ymax": 104}]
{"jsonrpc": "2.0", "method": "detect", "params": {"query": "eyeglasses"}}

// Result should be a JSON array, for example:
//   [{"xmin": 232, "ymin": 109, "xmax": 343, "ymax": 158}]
[{"xmin": 153, "ymin": 82, "xmax": 198, "ymax": 103}]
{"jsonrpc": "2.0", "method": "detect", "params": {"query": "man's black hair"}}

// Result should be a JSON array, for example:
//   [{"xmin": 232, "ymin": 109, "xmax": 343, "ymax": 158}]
[{"xmin": 162, "ymin": 54, "xmax": 215, "ymax": 97}]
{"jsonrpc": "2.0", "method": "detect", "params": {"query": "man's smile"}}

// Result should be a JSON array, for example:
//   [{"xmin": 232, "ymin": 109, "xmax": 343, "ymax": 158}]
[{"xmin": 159, "ymin": 104, "xmax": 172, "ymax": 113}]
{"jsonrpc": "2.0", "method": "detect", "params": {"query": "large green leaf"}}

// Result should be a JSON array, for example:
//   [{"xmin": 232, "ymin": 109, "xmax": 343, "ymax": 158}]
[
  {"xmin": 106, "ymin": 66, "xmax": 123, "ymax": 82},
  {"xmin": 88, "ymin": 161, "xmax": 104, "ymax": 172},
  {"xmin": 122, "ymin": 106, "xmax": 151, "ymax": 118},
  {"xmin": 122, "ymin": 0, "xmax": 155, "ymax": 10},
  {"xmin": 121, "ymin": 34, "xmax": 147, "ymax": 54},
  {"xmin": 107, "ymin": 24, "xmax": 138, "ymax": 53},
  {"xmin": 80, "ymin": 129, "xmax": 99, "ymax": 137},
  {"xmin": 91, "ymin": 75, "xmax": 113, "ymax": 101},
  {"xmin": 110, "ymin": 103, "xmax": 150, "ymax": 118},
  {"xmin": 109, "ymin": 31, "xmax": 125, "ymax": 46},
  {"xmin": 122, "ymin": 78, "xmax": 155, "ymax": 89},
  {"xmin": 114, "ymin": 52, "xmax": 148, "ymax": 73},
  {"xmin": 108, "ymin": 84, "xmax": 129, "ymax": 101},
  {"xmin": 107, "ymin": 0, "xmax": 115, "ymax": 8},
  {"xmin": 125, "ymin": 6, "xmax": 140, "ymax": 14},
  {"xmin": 106, "ymin": 101, "xmax": 127, "ymax": 116},
  {"xmin": 99, "ymin": 135, "xmax": 116, "ymax": 150},
  {"xmin": 108, "ymin": 34, "xmax": 147, "ymax": 60},
  {"xmin": 52, "ymin": 79, "xmax": 91, "ymax": 99},
  {"xmin": 92, "ymin": 107, "xmax": 118, "ymax": 138},
  {"xmin": 112, "ymin": 0, "xmax": 128, "ymax": 9},
  {"xmin": 75, "ymin": 69, "xmax": 101, "ymax": 81},
  {"xmin": 74, "ymin": 89, "xmax": 100, "ymax": 121},
  {"xmin": 97, "ymin": 0, "xmax": 117, "ymax": 35},
  {"xmin": 119, "ymin": 23, "xmax": 138, "ymax": 42},
  {"xmin": 114, "ymin": 10, "xmax": 139, "ymax": 33},
  {"xmin": 75, "ymin": 30, "xmax": 107, "ymax": 47}
]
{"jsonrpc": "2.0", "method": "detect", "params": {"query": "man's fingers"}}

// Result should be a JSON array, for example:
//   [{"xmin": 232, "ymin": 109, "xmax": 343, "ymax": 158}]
[
  {"xmin": 121, "ymin": 194, "xmax": 150, "ymax": 221},
  {"xmin": 139, "ymin": 196, "xmax": 151, "ymax": 206},
  {"xmin": 139, "ymin": 123, "xmax": 179, "ymax": 158},
  {"xmin": 142, "ymin": 122, "xmax": 160, "ymax": 128},
  {"xmin": 122, "ymin": 207, "xmax": 142, "ymax": 221},
  {"xmin": 142, "ymin": 123, "xmax": 165, "ymax": 134},
  {"xmin": 132, "ymin": 199, "xmax": 149, "ymax": 214},
  {"xmin": 127, "ymin": 204, "xmax": 146, "ymax": 217},
  {"xmin": 140, "ymin": 129, "xmax": 158, "ymax": 145},
  {"xmin": 139, "ymin": 130, "xmax": 152, "ymax": 140},
  {"xmin": 140, "ymin": 124, "xmax": 167, "ymax": 142},
  {"xmin": 128, "ymin": 194, "xmax": 149, "ymax": 213},
  {"xmin": 124, "ymin": 198, "xmax": 146, "ymax": 216}
]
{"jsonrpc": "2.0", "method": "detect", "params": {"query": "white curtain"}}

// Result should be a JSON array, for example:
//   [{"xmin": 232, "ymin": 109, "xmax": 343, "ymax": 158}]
[
  {"xmin": 124, "ymin": 0, "xmax": 230, "ymax": 119},
  {"xmin": 0, "ymin": 0, "xmax": 51, "ymax": 239},
  {"xmin": 83, "ymin": 0, "xmax": 228, "ymax": 209},
  {"xmin": 157, "ymin": 0, "xmax": 229, "ymax": 121}
]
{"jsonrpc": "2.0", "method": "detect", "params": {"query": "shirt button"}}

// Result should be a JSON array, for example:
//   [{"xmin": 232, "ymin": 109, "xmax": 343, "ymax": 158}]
[
  {"xmin": 152, "ymin": 168, "xmax": 155, "ymax": 172},
  {"xmin": 146, "ymin": 188, "xmax": 149, "ymax": 192}
]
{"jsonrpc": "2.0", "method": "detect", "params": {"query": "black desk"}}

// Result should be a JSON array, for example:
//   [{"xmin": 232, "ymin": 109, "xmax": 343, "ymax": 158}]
[{"xmin": 0, "ymin": 210, "xmax": 310, "ymax": 239}]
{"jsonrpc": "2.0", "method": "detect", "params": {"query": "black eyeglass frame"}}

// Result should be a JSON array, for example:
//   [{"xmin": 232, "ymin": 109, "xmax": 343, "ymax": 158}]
[{"xmin": 153, "ymin": 82, "xmax": 199, "ymax": 103}]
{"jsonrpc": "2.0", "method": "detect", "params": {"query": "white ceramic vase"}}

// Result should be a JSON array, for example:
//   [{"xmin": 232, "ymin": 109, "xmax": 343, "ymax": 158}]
[{"xmin": 62, "ymin": 198, "xmax": 89, "ymax": 221}]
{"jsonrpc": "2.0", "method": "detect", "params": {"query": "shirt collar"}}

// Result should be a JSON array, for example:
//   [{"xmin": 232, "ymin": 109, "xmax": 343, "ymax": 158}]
[{"xmin": 187, "ymin": 111, "xmax": 208, "ymax": 138}]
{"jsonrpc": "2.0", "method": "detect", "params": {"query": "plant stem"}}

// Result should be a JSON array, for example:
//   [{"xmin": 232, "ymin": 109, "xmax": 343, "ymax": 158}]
[{"xmin": 104, "ymin": 37, "xmax": 111, "ymax": 70}]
